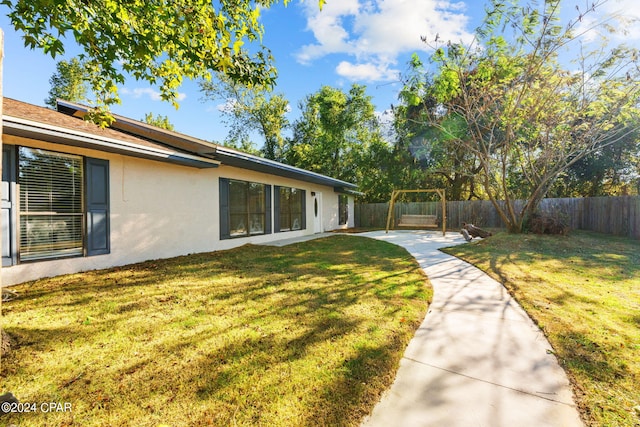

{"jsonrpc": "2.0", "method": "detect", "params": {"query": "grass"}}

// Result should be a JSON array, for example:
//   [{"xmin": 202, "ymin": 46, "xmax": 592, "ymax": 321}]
[
  {"xmin": 1, "ymin": 235, "xmax": 430, "ymax": 427},
  {"xmin": 442, "ymin": 230, "xmax": 640, "ymax": 427}
]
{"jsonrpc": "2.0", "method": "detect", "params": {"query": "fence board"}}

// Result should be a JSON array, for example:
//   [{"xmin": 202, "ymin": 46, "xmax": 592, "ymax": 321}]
[{"xmin": 355, "ymin": 196, "xmax": 640, "ymax": 239}]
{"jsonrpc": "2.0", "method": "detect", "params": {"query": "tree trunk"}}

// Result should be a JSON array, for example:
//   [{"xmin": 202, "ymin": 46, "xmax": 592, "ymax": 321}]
[
  {"xmin": 1, "ymin": 328, "xmax": 12, "ymax": 358},
  {"xmin": 480, "ymin": 159, "xmax": 523, "ymax": 233}
]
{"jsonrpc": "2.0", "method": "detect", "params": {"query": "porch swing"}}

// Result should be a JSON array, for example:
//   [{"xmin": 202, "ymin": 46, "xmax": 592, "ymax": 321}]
[{"xmin": 385, "ymin": 189, "xmax": 447, "ymax": 236}]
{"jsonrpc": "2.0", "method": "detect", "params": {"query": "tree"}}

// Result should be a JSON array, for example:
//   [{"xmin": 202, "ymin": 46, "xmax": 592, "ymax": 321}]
[
  {"xmin": 200, "ymin": 77, "xmax": 289, "ymax": 160},
  {"xmin": 407, "ymin": 0, "xmax": 639, "ymax": 232},
  {"xmin": 395, "ymin": 54, "xmax": 482, "ymax": 201},
  {"xmin": 45, "ymin": 57, "xmax": 89, "ymax": 108},
  {"xmin": 142, "ymin": 112, "xmax": 175, "ymax": 131},
  {"xmin": 351, "ymin": 135, "xmax": 397, "ymax": 203},
  {"xmin": 285, "ymin": 84, "xmax": 389, "ymax": 200},
  {"xmin": 3, "ymin": 0, "xmax": 327, "ymax": 111},
  {"xmin": 550, "ymin": 122, "xmax": 640, "ymax": 197},
  {"xmin": 4, "ymin": 0, "xmax": 322, "ymax": 125}
]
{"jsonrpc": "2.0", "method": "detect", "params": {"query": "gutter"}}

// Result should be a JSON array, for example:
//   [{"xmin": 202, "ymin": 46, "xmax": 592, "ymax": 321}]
[
  {"xmin": 215, "ymin": 146, "xmax": 358, "ymax": 189},
  {"xmin": 3, "ymin": 115, "xmax": 220, "ymax": 169}
]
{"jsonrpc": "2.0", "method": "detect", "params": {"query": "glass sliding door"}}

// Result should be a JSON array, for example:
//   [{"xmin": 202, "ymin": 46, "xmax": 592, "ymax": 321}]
[{"xmin": 276, "ymin": 186, "xmax": 305, "ymax": 232}]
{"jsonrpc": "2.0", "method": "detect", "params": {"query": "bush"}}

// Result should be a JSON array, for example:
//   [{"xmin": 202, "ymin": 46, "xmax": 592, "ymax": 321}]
[{"xmin": 527, "ymin": 213, "xmax": 569, "ymax": 235}]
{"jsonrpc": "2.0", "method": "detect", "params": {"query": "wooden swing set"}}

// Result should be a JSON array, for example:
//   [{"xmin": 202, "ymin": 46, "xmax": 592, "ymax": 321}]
[{"xmin": 385, "ymin": 189, "xmax": 447, "ymax": 236}]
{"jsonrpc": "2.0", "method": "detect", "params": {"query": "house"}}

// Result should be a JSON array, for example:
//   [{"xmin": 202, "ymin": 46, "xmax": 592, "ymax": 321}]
[{"xmin": 1, "ymin": 98, "xmax": 358, "ymax": 286}]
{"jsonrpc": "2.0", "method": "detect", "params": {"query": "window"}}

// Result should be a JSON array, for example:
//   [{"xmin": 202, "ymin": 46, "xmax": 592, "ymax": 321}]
[
  {"xmin": 219, "ymin": 178, "xmax": 271, "ymax": 239},
  {"xmin": 275, "ymin": 187, "xmax": 305, "ymax": 232},
  {"xmin": 19, "ymin": 148, "xmax": 84, "ymax": 261},
  {"xmin": 339, "ymin": 194, "xmax": 349, "ymax": 226},
  {"xmin": 15, "ymin": 147, "xmax": 109, "ymax": 262}
]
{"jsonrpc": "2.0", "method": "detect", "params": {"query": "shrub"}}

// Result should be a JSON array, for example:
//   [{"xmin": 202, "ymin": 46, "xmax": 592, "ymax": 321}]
[{"xmin": 527, "ymin": 213, "xmax": 569, "ymax": 235}]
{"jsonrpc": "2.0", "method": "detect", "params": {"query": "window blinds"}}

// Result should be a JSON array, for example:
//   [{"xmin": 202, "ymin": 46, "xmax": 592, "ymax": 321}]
[{"xmin": 18, "ymin": 147, "xmax": 84, "ymax": 261}]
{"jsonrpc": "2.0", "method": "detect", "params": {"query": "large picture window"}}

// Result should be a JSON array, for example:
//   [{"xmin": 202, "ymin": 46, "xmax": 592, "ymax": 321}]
[
  {"xmin": 275, "ymin": 187, "xmax": 305, "ymax": 232},
  {"xmin": 220, "ymin": 178, "xmax": 271, "ymax": 239}
]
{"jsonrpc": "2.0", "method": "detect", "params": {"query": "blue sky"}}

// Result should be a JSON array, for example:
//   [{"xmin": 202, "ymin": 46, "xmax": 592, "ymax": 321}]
[{"xmin": 1, "ymin": 0, "xmax": 637, "ymax": 145}]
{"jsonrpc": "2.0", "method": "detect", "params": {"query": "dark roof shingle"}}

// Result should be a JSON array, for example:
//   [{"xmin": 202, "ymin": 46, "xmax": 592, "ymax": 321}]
[{"xmin": 3, "ymin": 98, "xmax": 177, "ymax": 152}]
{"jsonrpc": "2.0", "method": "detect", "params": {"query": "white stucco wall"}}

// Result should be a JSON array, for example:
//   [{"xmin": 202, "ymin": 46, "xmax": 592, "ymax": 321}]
[{"xmin": 2, "ymin": 136, "xmax": 352, "ymax": 286}]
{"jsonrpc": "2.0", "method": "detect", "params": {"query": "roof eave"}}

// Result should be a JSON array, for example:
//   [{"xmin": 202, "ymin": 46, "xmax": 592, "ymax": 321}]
[
  {"xmin": 55, "ymin": 99, "xmax": 358, "ymax": 188},
  {"xmin": 335, "ymin": 187, "xmax": 365, "ymax": 196},
  {"xmin": 3, "ymin": 116, "xmax": 220, "ymax": 169},
  {"xmin": 215, "ymin": 146, "xmax": 358, "ymax": 189},
  {"xmin": 56, "ymin": 99, "xmax": 219, "ymax": 157}
]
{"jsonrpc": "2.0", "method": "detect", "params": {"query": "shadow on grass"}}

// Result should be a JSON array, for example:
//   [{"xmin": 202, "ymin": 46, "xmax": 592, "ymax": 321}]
[
  {"xmin": 2, "ymin": 235, "xmax": 427, "ymax": 426},
  {"xmin": 557, "ymin": 331, "xmax": 630, "ymax": 380}
]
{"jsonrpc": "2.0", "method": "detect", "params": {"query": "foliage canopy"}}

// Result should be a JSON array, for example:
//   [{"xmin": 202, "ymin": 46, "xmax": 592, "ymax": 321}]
[
  {"xmin": 398, "ymin": 0, "xmax": 640, "ymax": 232},
  {"xmin": 44, "ymin": 57, "xmax": 89, "ymax": 108},
  {"xmin": 143, "ymin": 112, "xmax": 175, "ymax": 131},
  {"xmin": 285, "ymin": 84, "xmax": 391, "ymax": 200},
  {"xmin": 3, "ymin": 0, "xmax": 325, "ymax": 110},
  {"xmin": 200, "ymin": 77, "xmax": 290, "ymax": 160}
]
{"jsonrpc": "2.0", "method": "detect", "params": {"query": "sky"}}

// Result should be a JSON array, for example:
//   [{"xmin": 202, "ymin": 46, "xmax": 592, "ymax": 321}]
[{"xmin": 1, "ymin": 0, "xmax": 638, "ymax": 145}]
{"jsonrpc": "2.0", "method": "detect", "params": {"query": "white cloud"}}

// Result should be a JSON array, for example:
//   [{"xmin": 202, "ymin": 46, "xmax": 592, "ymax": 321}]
[
  {"xmin": 335, "ymin": 60, "xmax": 398, "ymax": 81},
  {"xmin": 216, "ymin": 98, "xmax": 239, "ymax": 113},
  {"xmin": 121, "ymin": 87, "xmax": 187, "ymax": 102},
  {"xmin": 212, "ymin": 98, "xmax": 292, "ymax": 115},
  {"xmin": 296, "ymin": 0, "xmax": 474, "ymax": 82},
  {"xmin": 570, "ymin": 0, "xmax": 640, "ymax": 43},
  {"xmin": 296, "ymin": 0, "xmax": 360, "ymax": 64}
]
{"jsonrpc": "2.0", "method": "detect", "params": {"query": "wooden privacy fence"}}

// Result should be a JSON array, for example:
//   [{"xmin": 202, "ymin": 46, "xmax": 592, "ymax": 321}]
[{"xmin": 355, "ymin": 196, "xmax": 640, "ymax": 240}]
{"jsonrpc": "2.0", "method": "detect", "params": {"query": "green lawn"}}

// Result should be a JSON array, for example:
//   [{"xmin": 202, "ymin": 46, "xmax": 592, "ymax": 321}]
[
  {"xmin": 1, "ymin": 235, "xmax": 430, "ymax": 427},
  {"xmin": 442, "ymin": 231, "xmax": 640, "ymax": 427}
]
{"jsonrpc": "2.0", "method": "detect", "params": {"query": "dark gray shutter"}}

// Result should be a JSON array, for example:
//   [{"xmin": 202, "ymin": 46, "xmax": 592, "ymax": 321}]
[
  {"xmin": 85, "ymin": 157, "xmax": 110, "ymax": 256},
  {"xmin": 265, "ymin": 185, "xmax": 272, "ymax": 234},
  {"xmin": 273, "ymin": 186, "xmax": 280, "ymax": 233},
  {"xmin": 300, "ymin": 190, "xmax": 306, "ymax": 230},
  {"xmin": 2, "ymin": 145, "xmax": 16, "ymax": 266},
  {"xmin": 219, "ymin": 178, "xmax": 230, "ymax": 240}
]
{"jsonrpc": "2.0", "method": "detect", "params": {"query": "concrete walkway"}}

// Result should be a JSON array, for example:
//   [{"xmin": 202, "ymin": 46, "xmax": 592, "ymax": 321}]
[
  {"xmin": 261, "ymin": 232, "xmax": 336, "ymax": 247},
  {"xmin": 358, "ymin": 230, "xmax": 584, "ymax": 427}
]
